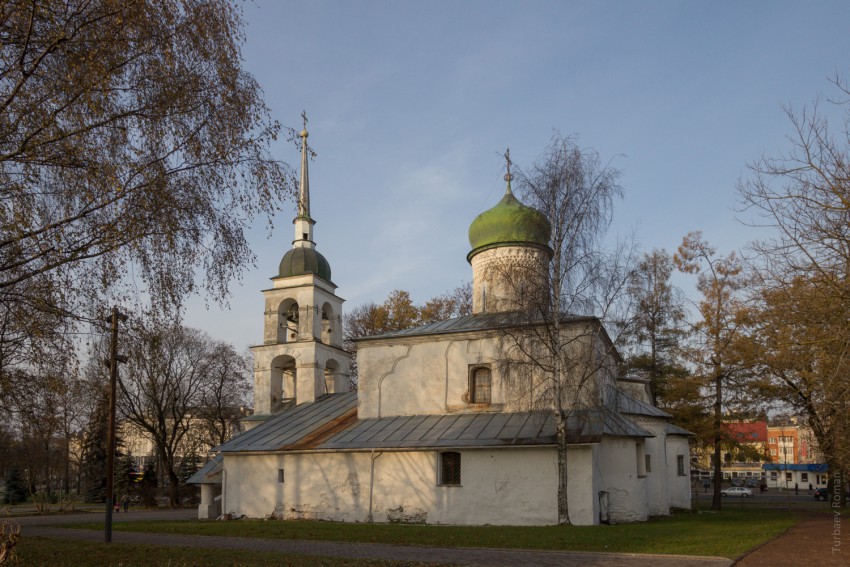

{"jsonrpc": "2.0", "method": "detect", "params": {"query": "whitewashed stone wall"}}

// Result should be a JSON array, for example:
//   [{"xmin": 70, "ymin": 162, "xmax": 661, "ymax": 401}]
[
  {"xmin": 356, "ymin": 327, "xmax": 617, "ymax": 419},
  {"xmin": 630, "ymin": 416, "xmax": 670, "ymax": 516},
  {"xmin": 564, "ymin": 444, "xmax": 601, "ymax": 525},
  {"xmin": 222, "ymin": 447, "xmax": 560, "ymax": 525},
  {"xmin": 356, "ymin": 335, "xmax": 514, "ymax": 419},
  {"xmin": 597, "ymin": 437, "xmax": 648, "ymax": 523},
  {"xmin": 666, "ymin": 435, "xmax": 692, "ymax": 509}
]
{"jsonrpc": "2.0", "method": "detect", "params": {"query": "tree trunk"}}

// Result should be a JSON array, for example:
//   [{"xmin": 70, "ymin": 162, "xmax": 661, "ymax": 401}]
[
  {"xmin": 711, "ymin": 372, "xmax": 722, "ymax": 511},
  {"xmin": 556, "ymin": 413, "xmax": 570, "ymax": 525},
  {"xmin": 167, "ymin": 465, "xmax": 180, "ymax": 508},
  {"xmin": 63, "ymin": 432, "xmax": 71, "ymax": 494}
]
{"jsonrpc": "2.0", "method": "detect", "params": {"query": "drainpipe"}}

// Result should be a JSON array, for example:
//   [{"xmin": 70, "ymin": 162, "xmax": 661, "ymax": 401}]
[
  {"xmin": 367, "ymin": 450, "xmax": 384, "ymax": 523},
  {"xmin": 221, "ymin": 468, "xmax": 227, "ymax": 519}
]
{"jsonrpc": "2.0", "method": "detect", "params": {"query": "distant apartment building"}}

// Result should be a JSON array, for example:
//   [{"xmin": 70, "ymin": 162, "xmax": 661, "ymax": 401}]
[
  {"xmin": 719, "ymin": 420, "xmax": 769, "ymax": 482},
  {"xmin": 696, "ymin": 415, "xmax": 827, "ymax": 486},
  {"xmin": 766, "ymin": 417, "xmax": 822, "ymax": 465},
  {"xmin": 764, "ymin": 416, "xmax": 827, "ymax": 488}
]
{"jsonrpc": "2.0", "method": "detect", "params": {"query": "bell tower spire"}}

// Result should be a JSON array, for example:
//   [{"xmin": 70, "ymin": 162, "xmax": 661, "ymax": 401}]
[{"xmin": 294, "ymin": 110, "xmax": 315, "ymax": 249}]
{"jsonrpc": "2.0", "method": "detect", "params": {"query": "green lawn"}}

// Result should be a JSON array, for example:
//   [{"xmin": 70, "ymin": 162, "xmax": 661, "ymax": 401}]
[
  {"xmin": 13, "ymin": 537, "xmax": 451, "ymax": 567},
  {"xmin": 60, "ymin": 509, "xmax": 799, "ymax": 558}
]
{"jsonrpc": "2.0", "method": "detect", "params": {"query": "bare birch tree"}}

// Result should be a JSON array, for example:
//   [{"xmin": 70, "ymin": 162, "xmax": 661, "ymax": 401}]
[
  {"xmin": 0, "ymin": 0, "xmax": 293, "ymax": 386},
  {"xmin": 497, "ymin": 134, "xmax": 635, "ymax": 525}
]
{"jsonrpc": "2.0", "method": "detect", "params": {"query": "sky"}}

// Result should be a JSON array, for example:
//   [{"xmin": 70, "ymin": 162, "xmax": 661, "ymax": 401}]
[{"xmin": 184, "ymin": 0, "xmax": 850, "ymax": 351}]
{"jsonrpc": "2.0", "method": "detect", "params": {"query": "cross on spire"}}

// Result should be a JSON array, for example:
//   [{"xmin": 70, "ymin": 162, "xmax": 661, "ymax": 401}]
[{"xmin": 504, "ymin": 147, "xmax": 514, "ymax": 195}]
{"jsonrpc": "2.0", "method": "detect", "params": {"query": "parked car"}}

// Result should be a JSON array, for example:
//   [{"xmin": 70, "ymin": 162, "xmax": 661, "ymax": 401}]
[
  {"xmin": 815, "ymin": 488, "xmax": 830, "ymax": 501},
  {"xmin": 721, "ymin": 486, "xmax": 754, "ymax": 498},
  {"xmin": 745, "ymin": 478, "xmax": 761, "ymax": 487},
  {"xmin": 730, "ymin": 479, "xmax": 745, "ymax": 487}
]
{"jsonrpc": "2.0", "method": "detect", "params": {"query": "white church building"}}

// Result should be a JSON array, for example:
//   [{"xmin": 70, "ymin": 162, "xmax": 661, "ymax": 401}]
[{"xmin": 190, "ymin": 127, "xmax": 692, "ymax": 526}]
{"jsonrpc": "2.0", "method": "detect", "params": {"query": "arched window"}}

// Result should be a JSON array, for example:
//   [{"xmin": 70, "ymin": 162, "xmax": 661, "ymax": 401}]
[
  {"xmin": 277, "ymin": 300, "xmax": 299, "ymax": 343},
  {"xmin": 285, "ymin": 303, "xmax": 299, "ymax": 340},
  {"xmin": 324, "ymin": 359, "xmax": 339, "ymax": 394},
  {"xmin": 321, "ymin": 303, "xmax": 333, "ymax": 345},
  {"xmin": 469, "ymin": 366, "xmax": 491, "ymax": 404}
]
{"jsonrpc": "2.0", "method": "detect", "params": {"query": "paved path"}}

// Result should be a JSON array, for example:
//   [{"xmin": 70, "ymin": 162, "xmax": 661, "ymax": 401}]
[
  {"xmin": 13, "ymin": 510, "xmax": 734, "ymax": 567},
  {"xmin": 734, "ymin": 514, "xmax": 845, "ymax": 567}
]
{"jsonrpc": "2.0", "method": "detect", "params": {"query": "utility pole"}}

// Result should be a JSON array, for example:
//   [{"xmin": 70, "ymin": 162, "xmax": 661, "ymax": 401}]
[{"xmin": 104, "ymin": 307, "xmax": 128, "ymax": 543}]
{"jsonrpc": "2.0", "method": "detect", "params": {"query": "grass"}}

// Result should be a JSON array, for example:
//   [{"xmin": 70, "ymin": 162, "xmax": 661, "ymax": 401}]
[
  {"xmin": 12, "ymin": 536, "xmax": 452, "ymax": 567},
  {"xmin": 59, "ymin": 509, "xmax": 799, "ymax": 559}
]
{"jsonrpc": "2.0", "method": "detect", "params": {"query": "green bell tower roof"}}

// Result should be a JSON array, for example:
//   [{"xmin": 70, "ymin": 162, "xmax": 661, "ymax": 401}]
[
  {"xmin": 278, "ymin": 246, "xmax": 332, "ymax": 281},
  {"xmin": 467, "ymin": 167, "xmax": 551, "ymax": 262}
]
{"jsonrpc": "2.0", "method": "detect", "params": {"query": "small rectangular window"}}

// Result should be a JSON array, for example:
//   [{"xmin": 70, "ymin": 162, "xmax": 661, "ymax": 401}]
[
  {"xmin": 677, "ymin": 455, "xmax": 685, "ymax": 476},
  {"xmin": 278, "ymin": 469, "xmax": 284, "ymax": 483},
  {"xmin": 645, "ymin": 454, "xmax": 651, "ymax": 473},
  {"xmin": 440, "ymin": 452, "xmax": 461, "ymax": 486}
]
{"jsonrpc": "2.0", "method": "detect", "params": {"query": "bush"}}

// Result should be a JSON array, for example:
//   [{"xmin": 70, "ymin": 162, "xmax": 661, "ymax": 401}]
[
  {"xmin": 0, "ymin": 520, "xmax": 21, "ymax": 565},
  {"xmin": 2, "ymin": 470, "xmax": 27, "ymax": 505}
]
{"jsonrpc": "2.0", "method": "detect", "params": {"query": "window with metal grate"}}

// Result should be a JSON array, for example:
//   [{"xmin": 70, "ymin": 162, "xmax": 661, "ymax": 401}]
[{"xmin": 440, "ymin": 452, "xmax": 461, "ymax": 486}]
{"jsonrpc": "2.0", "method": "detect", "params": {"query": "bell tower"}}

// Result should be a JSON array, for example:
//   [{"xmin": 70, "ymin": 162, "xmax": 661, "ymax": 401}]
[{"xmin": 250, "ymin": 115, "xmax": 350, "ymax": 419}]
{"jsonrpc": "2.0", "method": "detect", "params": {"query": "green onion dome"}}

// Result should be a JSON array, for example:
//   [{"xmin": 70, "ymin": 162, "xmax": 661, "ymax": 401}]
[
  {"xmin": 467, "ymin": 178, "xmax": 551, "ymax": 261},
  {"xmin": 278, "ymin": 247, "xmax": 332, "ymax": 281}
]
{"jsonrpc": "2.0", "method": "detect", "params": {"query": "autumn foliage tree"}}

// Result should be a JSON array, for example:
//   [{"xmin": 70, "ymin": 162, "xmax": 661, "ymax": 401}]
[
  {"xmin": 674, "ymin": 232, "xmax": 751, "ymax": 510},
  {"xmin": 0, "ymin": 0, "xmax": 292, "ymax": 392},
  {"xmin": 747, "ymin": 277, "xmax": 850, "ymax": 500},
  {"xmin": 738, "ymin": 77, "xmax": 850, "ymax": 502}
]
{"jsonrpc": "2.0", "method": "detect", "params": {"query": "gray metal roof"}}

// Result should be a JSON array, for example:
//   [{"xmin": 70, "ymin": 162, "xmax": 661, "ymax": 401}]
[
  {"xmin": 318, "ymin": 411, "xmax": 555, "ymax": 449},
  {"xmin": 666, "ymin": 422, "xmax": 694, "ymax": 436},
  {"xmin": 355, "ymin": 312, "xmax": 597, "ymax": 342},
  {"xmin": 216, "ymin": 392, "xmax": 654, "ymax": 454},
  {"xmin": 218, "ymin": 393, "xmax": 358, "ymax": 453},
  {"xmin": 186, "ymin": 454, "xmax": 223, "ymax": 484},
  {"xmin": 319, "ymin": 406, "xmax": 654, "ymax": 449},
  {"xmin": 611, "ymin": 388, "xmax": 672, "ymax": 419}
]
